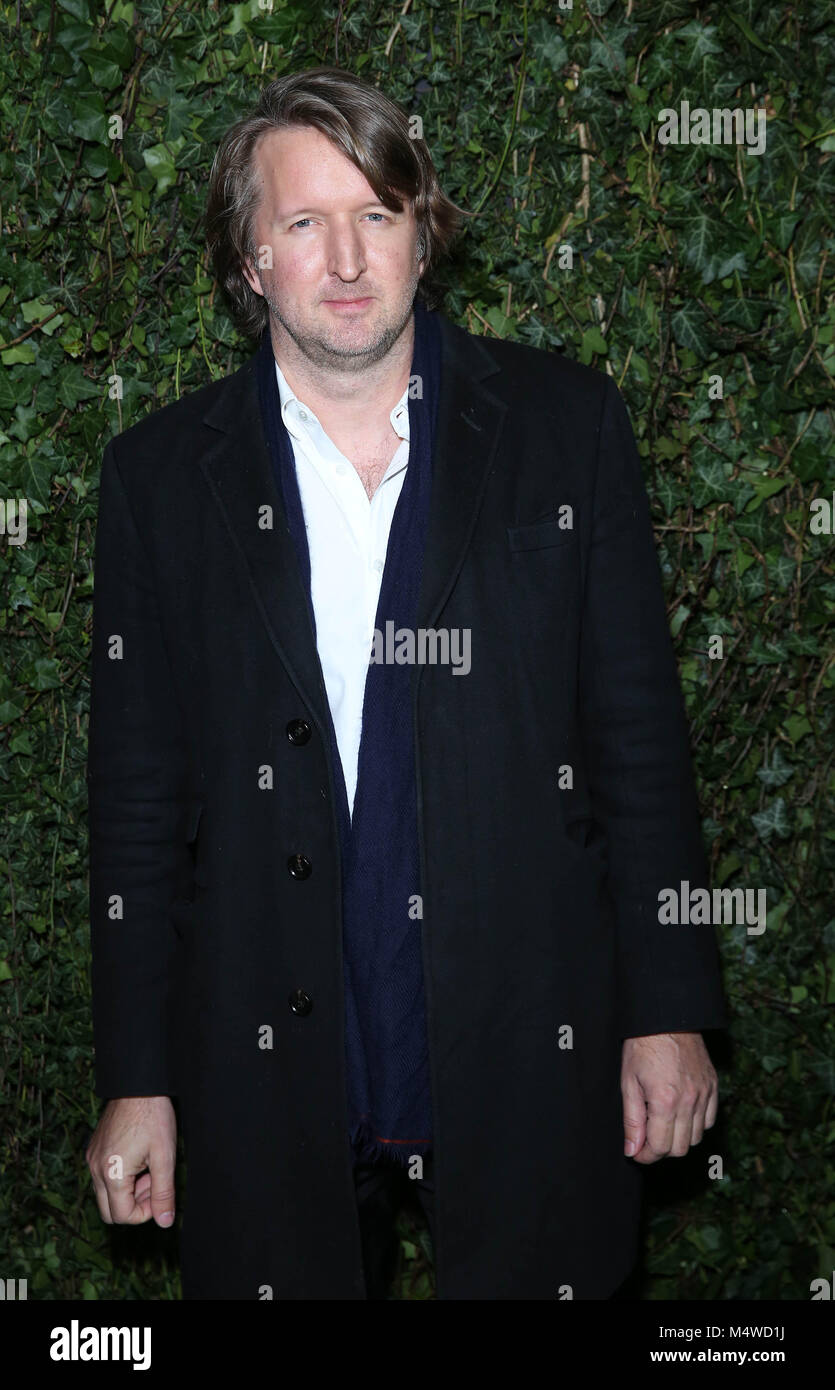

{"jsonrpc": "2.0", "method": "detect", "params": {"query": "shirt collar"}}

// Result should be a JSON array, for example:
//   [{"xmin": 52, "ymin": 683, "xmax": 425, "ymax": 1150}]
[{"xmin": 274, "ymin": 360, "xmax": 410, "ymax": 444}]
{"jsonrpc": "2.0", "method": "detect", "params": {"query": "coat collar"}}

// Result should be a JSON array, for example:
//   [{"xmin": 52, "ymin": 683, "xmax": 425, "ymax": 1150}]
[{"xmin": 197, "ymin": 310, "xmax": 508, "ymax": 733}]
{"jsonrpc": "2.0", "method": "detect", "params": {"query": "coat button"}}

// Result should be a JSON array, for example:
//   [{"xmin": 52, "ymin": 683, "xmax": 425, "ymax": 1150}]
[
  {"xmin": 289, "ymin": 989, "xmax": 313, "ymax": 1016},
  {"xmin": 287, "ymin": 853, "xmax": 312, "ymax": 879},
  {"xmin": 286, "ymin": 718, "xmax": 311, "ymax": 745}
]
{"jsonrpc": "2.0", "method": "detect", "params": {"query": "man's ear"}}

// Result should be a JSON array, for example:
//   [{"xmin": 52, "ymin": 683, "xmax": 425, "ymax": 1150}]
[{"xmin": 242, "ymin": 253, "xmax": 264, "ymax": 299}]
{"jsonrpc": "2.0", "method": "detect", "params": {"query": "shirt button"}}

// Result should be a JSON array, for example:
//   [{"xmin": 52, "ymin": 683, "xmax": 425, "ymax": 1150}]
[
  {"xmin": 372, "ymin": 559, "xmax": 384, "ymax": 573},
  {"xmin": 336, "ymin": 463, "xmax": 348, "ymax": 476},
  {"xmin": 298, "ymin": 409, "xmax": 308, "ymax": 421}
]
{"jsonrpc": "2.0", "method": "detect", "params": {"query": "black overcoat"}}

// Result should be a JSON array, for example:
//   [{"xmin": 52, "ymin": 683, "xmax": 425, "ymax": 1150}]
[{"xmin": 86, "ymin": 310, "xmax": 728, "ymax": 1299}]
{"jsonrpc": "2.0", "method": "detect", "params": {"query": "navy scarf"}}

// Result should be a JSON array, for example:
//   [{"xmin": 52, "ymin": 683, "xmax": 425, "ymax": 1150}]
[{"xmin": 256, "ymin": 298, "xmax": 441, "ymax": 1166}]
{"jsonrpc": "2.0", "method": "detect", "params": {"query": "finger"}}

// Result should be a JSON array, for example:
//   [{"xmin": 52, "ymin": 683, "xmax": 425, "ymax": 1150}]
[
  {"xmin": 621, "ymin": 1071, "xmax": 646, "ymax": 1158},
  {"xmin": 644, "ymin": 1087, "xmax": 677, "ymax": 1159},
  {"xmin": 690, "ymin": 1086, "xmax": 712, "ymax": 1146},
  {"xmin": 689, "ymin": 1103, "xmax": 705, "ymax": 1147},
  {"xmin": 670, "ymin": 1104, "xmax": 694, "ymax": 1157},
  {"xmin": 133, "ymin": 1171, "xmax": 154, "ymax": 1220},
  {"xmin": 631, "ymin": 1140, "xmax": 663, "ymax": 1165},
  {"xmin": 88, "ymin": 1169, "xmax": 115, "ymax": 1225},
  {"xmin": 107, "ymin": 1163, "xmax": 151, "ymax": 1225},
  {"xmin": 704, "ymin": 1079, "xmax": 719, "ymax": 1130},
  {"xmin": 149, "ymin": 1145, "xmax": 177, "ymax": 1228}
]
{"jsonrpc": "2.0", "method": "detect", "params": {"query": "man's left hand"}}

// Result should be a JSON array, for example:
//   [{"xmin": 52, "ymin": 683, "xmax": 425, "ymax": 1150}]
[{"xmin": 621, "ymin": 1031, "xmax": 718, "ymax": 1163}]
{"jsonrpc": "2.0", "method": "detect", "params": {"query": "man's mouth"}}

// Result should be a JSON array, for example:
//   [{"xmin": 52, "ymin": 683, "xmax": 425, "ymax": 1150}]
[{"xmin": 322, "ymin": 296, "xmax": 374, "ymax": 310}]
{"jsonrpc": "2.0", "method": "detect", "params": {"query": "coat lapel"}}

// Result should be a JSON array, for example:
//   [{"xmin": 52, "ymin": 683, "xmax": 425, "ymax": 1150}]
[
  {"xmin": 415, "ymin": 314, "xmax": 507, "ymax": 641},
  {"xmin": 198, "ymin": 352, "xmax": 332, "ymax": 736},
  {"xmin": 197, "ymin": 311, "xmax": 508, "ymax": 725}
]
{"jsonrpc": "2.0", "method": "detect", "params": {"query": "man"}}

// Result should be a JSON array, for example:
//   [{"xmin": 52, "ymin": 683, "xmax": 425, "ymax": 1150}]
[{"xmin": 85, "ymin": 66, "xmax": 727, "ymax": 1300}]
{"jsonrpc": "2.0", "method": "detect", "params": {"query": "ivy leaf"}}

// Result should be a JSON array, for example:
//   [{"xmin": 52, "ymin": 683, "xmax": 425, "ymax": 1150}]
[
  {"xmin": 27, "ymin": 657, "xmax": 63, "ymax": 692},
  {"xmin": 756, "ymin": 747, "xmax": 795, "ymax": 788},
  {"xmin": 751, "ymin": 798, "xmax": 791, "ymax": 841},
  {"xmin": 68, "ymin": 93, "xmax": 107, "ymax": 141},
  {"xmin": 745, "ymin": 476, "xmax": 789, "ymax": 511},
  {"xmin": 670, "ymin": 304, "xmax": 709, "ymax": 356},
  {"xmin": 719, "ymin": 299, "xmax": 774, "ymax": 332},
  {"xmin": 690, "ymin": 458, "xmax": 727, "ymax": 508},
  {"xmin": 679, "ymin": 212, "xmax": 723, "ymax": 279},
  {"xmin": 82, "ymin": 52, "xmax": 122, "ymax": 89},
  {"xmin": 771, "ymin": 214, "xmax": 801, "ymax": 252},
  {"xmin": 579, "ymin": 325, "xmax": 607, "ymax": 363},
  {"xmin": 142, "ymin": 142, "xmax": 183, "ymax": 195}
]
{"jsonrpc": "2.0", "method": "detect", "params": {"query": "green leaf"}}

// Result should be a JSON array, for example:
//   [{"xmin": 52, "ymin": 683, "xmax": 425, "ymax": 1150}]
[
  {"xmin": 726, "ymin": 10, "xmax": 771, "ymax": 52},
  {"xmin": 751, "ymin": 798, "xmax": 791, "ymax": 841},
  {"xmin": 745, "ymin": 476, "xmax": 789, "ymax": 511},
  {"xmin": 761, "ymin": 1055, "xmax": 787, "ymax": 1074},
  {"xmin": 783, "ymin": 713, "xmax": 812, "ymax": 743},
  {"xmin": 679, "ymin": 212, "xmax": 720, "ymax": 279},
  {"xmin": 579, "ymin": 326, "xmax": 607, "ymax": 363},
  {"xmin": 756, "ymin": 747, "xmax": 794, "ymax": 788},
  {"xmin": 82, "ymin": 52, "xmax": 122, "ymax": 88},
  {"xmin": 142, "ymin": 143, "xmax": 179, "ymax": 195},
  {"xmin": 670, "ymin": 304, "xmax": 709, "ymax": 356},
  {"xmin": 1, "ymin": 344, "xmax": 36, "ymax": 365},
  {"xmin": 68, "ymin": 93, "xmax": 107, "ymax": 141},
  {"xmin": 28, "ymin": 657, "xmax": 63, "ymax": 692}
]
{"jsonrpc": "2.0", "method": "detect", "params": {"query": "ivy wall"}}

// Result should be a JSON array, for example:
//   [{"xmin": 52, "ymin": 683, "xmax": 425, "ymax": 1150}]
[{"xmin": 1, "ymin": 0, "xmax": 833, "ymax": 1300}]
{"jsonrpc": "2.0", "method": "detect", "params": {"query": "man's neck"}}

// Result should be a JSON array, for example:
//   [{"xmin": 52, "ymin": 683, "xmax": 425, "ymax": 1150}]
[{"xmin": 270, "ymin": 310, "xmax": 415, "ymax": 438}]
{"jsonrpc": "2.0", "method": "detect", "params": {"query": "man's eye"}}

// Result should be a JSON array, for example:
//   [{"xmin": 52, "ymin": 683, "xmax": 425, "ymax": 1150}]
[{"xmin": 289, "ymin": 216, "xmax": 386, "ymax": 229}]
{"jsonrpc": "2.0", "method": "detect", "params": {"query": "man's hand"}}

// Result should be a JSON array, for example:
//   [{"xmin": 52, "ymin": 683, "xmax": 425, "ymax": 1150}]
[
  {"xmin": 621, "ymin": 1032, "xmax": 718, "ymax": 1164},
  {"xmin": 85, "ymin": 1096, "xmax": 177, "ymax": 1227}
]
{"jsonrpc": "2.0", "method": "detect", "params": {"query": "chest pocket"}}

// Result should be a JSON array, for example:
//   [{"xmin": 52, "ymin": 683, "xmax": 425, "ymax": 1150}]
[{"xmin": 506, "ymin": 518, "xmax": 577, "ymax": 553}]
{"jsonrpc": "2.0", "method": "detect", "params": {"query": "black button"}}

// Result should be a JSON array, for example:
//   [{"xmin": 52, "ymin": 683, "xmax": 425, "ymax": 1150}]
[
  {"xmin": 289, "ymin": 989, "xmax": 312, "ymax": 1016},
  {"xmin": 287, "ymin": 853, "xmax": 312, "ymax": 879},
  {"xmin": 286, "ymin": 719, "xmax": 311, "ymax": 745}
]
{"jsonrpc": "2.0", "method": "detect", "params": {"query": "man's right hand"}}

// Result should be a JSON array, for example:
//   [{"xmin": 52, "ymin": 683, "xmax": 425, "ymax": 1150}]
[{"xmin": 85, "ymin": 1096, "xmax": 177, "ymax": 1228}]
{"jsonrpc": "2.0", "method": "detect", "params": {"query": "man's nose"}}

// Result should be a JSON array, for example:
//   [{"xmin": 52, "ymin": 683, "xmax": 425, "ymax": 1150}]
[{"xmin": 326, "ymin": 225, "xmax": 367, "ymax": 281}]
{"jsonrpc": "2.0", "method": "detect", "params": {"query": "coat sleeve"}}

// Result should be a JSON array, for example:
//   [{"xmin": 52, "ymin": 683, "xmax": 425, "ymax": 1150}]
[
  {"xmin": 578, "ymin": 376, "xmax": 728, "ymax": 1039},
  {"xmin": 86, "ymin": 436, "xmax": 189, "ymax": 1098}
]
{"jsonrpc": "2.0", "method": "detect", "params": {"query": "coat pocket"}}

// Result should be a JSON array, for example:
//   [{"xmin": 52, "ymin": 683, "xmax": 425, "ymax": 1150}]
[{"xmin": 506, "ymin": 518, "xmax": 577, "ymax": 553}]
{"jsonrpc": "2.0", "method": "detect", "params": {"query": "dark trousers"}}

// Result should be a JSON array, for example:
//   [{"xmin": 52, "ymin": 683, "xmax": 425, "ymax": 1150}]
[
  {"xmin": 353, "ymin": 1154, "xmax": 435, "ymax": 1299},
  {"xmin": 353, "ymin": 1155, "xmax": 641, "ymax": 1299}
]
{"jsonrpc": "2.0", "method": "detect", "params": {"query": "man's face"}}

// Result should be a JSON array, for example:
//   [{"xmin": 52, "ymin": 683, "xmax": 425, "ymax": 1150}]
[{"xmin": 242, "ymin": 124, "xmax": 424, "ymax": 370}]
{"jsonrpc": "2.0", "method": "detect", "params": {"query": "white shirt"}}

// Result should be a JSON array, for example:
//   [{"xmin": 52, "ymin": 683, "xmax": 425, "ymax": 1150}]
[{"xmin": 274, "ymin": 360, "xmax": 411, "ymax": 819}]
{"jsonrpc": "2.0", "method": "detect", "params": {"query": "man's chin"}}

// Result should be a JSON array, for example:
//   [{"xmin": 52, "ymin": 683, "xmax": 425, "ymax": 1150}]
[
  {"xmin": 312, "ymin": 310, "xmax": 399, "ymax": 361},
  {"xmin": 318, "ymin": 302, "xmax": 379, "ymax": 336},
  {"xmin": 267, "ymin": 295, "xmax": 413, "ymax": 367}
]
